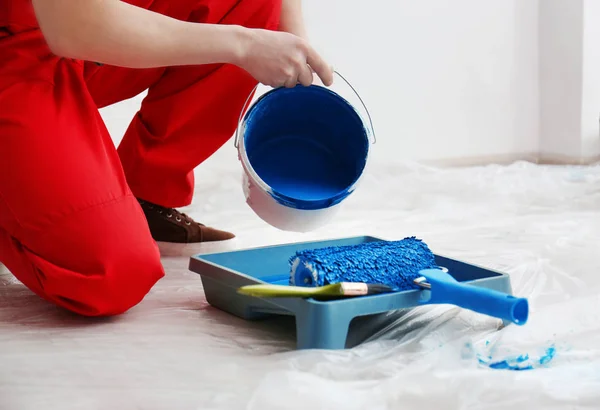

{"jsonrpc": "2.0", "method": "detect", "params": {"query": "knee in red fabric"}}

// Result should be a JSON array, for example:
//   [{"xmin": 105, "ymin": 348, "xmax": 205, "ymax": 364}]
[{"xmin": 12, "ymin": 196, "xmax": 165, "ymax": 317}]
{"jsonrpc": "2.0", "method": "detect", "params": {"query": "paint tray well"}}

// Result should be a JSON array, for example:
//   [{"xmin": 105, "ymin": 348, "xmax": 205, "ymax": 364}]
[{"xmin": 188, "ymin": 236, "xmax": 515, "ymax": 350}]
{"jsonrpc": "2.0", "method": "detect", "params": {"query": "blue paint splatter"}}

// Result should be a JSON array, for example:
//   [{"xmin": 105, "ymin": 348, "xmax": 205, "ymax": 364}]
[
  {"xmin": 478, "ymin": 345, "xmax": 556, "ymax": 371},
  {"xmin": 540, "ymin": 346, "xmax": 556, "ymax": 365}
]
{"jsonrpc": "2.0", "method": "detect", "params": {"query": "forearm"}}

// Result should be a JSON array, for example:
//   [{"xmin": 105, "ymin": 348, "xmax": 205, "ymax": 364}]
[
  {"xmin": 279, "ymin": 0, "xmax": 308, "ymax": 39},
  {"xmin": 32, "ymin": 0, "xmax": 248, "ymax": 68}
]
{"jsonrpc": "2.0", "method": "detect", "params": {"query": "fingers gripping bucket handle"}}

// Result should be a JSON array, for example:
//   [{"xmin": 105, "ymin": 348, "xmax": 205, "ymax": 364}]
[{"xmin": 234, "ymin": 71, "xmax": 375, "ymax": 232}]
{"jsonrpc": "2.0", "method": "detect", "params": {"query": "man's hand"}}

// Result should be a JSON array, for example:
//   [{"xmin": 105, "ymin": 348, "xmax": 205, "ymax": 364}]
[{"xmin": 236, "ymin": 29, "xmax": 333, "ymax": 88}]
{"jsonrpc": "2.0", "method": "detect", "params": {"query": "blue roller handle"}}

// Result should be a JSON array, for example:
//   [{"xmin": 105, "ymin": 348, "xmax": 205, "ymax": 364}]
[{"xmin": 418, "ymin": 269, "xmax": 529, "ymax": 325}]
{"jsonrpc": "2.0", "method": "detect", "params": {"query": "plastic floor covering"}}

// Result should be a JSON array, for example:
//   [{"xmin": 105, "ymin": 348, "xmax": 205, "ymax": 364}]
[{"xmin": 1, "ymin": 160, "xmax": 599, "ymax": 409}]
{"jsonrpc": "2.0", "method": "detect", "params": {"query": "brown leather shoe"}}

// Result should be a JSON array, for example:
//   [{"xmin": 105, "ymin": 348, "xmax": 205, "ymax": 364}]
[{"xmin": 137, "ymin": 198, "xmax": 235, "ymax": 243}]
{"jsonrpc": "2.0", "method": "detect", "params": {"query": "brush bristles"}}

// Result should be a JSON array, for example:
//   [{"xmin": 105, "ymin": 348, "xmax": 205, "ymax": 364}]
[{"xmin": 365, "ymin": 284, "xmax": 394, "ymax": 294}]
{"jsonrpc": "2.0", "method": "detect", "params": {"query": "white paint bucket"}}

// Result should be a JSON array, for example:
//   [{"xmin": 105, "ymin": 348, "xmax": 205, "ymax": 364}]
[{"xmin": 235, "ymin": 72, "xmax": 375, "ymax": 232}]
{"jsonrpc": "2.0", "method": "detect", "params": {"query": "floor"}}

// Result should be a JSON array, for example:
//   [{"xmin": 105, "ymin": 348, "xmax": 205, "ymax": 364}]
[{"xmin": 1, "ymin": 160, "xmax": 599, "ymax": 409}]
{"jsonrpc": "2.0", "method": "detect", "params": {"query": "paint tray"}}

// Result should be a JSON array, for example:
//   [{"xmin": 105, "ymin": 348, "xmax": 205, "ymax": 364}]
[{"xmin": 188, "ymin": 236, "xmax": 515, "ymax": 350}]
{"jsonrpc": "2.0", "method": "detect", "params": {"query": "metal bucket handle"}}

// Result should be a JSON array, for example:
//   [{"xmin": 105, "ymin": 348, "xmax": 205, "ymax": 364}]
[{"xmin": 233, "ymin": 70, "xmax": 376, "ymax": 149}]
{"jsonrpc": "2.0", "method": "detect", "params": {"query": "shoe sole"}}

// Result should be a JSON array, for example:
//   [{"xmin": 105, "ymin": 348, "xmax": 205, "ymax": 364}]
[{"xmin": 155, "ymin": 237, "xmax": 238, "ymax": 257}]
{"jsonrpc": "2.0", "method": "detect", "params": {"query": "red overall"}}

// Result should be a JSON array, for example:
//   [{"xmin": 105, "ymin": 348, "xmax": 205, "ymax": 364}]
[{"xmin": 0, "ymin": 0, "xmax": 281, "ymax": 316}]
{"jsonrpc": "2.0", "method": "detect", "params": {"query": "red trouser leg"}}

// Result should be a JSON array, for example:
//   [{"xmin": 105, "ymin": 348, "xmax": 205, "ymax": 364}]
[
  {"xmin": 85, "ymin": 0, "xmax": 282, "ymax": 208},
  {"xmin": 0, "ymin": 0, "xmax": 281, "ymax": 315},
  {"xmin": 0, "ymin": 32, "xmax": 165, "ymax": 316}
]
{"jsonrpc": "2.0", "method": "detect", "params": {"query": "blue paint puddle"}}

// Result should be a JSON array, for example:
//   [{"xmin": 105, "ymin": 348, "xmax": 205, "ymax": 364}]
[{"xmin": 477, "ymin": 345, "xmax": 556, "ymax": 371}]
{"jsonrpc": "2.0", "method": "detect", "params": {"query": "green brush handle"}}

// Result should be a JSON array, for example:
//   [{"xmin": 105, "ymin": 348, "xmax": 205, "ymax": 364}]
[{"xmin": 237, "ymin": 283, "xmax": 343, "ymax": 298}]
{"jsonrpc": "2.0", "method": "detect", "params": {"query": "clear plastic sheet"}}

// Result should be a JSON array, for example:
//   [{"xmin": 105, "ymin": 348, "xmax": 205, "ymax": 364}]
[{"xmin": 1, "ymin": 160, "xmax": 599, "ymax": 409}]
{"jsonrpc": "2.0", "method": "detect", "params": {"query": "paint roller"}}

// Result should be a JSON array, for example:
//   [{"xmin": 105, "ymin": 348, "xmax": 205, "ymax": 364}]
[{"xmin": 239, "ymin": 237, "xmax": 529, "ymax": 325}]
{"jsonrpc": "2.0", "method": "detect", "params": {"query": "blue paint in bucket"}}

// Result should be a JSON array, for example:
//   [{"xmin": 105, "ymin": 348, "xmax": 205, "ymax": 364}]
[{"xmin": 242, "ymin": 85, "xmax": 369, "ymax": 210}]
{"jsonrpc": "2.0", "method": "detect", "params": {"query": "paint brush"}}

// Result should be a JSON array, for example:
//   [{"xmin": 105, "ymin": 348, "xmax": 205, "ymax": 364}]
[{"xmin": 237, "ymin": 282, "xmax": 394, "ymax": 299}]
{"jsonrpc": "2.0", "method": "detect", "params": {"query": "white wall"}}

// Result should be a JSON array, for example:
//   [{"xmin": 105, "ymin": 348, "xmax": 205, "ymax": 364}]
[
  {"xmin": 539, "ymin": 0, "xmax": 583, "ymax": 159},
  {"xmin": 580, "ymin": 0, "xmax": 600, "ymax": 159},
  {"xmin": 101, "ymin": 0, "xmax": 599, "ymax": 165},
  {"xmin": 539, "ymin": 0, "xmax": 600, "ymax": 162},
  {"xmin": 302, "ymin": 0, "xmax": 540, "ymax": 164}
]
